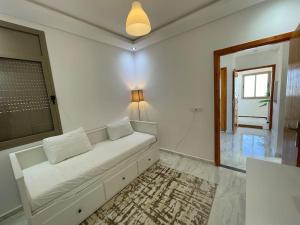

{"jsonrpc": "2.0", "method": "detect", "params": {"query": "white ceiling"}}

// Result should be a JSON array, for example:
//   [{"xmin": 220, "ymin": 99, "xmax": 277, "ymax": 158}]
[{"xmin": 27, "ymin": 0, "xmax": 218, "ymax": 40}]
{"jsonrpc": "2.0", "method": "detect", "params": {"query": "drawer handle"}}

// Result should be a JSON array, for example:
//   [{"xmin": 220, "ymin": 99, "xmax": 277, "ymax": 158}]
[
  {"xmin": 148, "ymin": 158, "xmax": 152, "ymax": 161},
  {"xmin": 122, "ymin": 177, "xmax": 126, "ymax": 180},
  {"xmin": 78, "ymin": 209, "xmax": 82, "ymax": 214}
]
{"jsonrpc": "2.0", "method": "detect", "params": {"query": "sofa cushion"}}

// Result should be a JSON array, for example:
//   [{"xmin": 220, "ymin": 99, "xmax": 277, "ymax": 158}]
[
  {"xmin": 23, "ymin": 132, "xmax": 156, "ymax": 212},
  {"xmin": 106, "ymin": 117, "xmax": 134, "ymax": 141},
  {"xmin": 43, "ymin": 128, "xmax": 92, "ymax": 164}
]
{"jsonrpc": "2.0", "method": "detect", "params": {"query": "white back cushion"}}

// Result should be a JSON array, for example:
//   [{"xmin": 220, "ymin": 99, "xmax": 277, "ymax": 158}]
[
  {"xmin": 106, "ymin": 117, "xmax": 134, "ymax": 141},
  {"xmin": 43, "ymin": 128, "xmax": 92, "ymax": 164}
]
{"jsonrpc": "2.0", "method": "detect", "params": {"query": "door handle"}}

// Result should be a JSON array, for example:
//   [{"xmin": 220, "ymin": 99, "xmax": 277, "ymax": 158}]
[{"xmin": 288, "ymin": 121, "xmax": 300, "ymax": 147}]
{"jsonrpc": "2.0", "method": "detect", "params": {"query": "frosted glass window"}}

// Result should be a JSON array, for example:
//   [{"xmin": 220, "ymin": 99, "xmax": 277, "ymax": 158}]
[
  {"xmin": 243, "ymin": 75, "xmax": 255, "ymax": 98},
  {"xmin": 255, "ymin": 74, "xmax": 269, "ymax": 97},
  {"xmin": 243, "ymin": 73, "xmax": 270, "ymax": 98}
]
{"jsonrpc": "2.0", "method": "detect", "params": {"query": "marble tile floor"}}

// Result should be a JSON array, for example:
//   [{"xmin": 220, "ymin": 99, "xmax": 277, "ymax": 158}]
[
  {"xmin": 0, "ymin": 150, "xmax": 246, "ymax": 225},
  {"xmin": 221, "ymin": 127, "xmax": 281, "ymax": 171}
]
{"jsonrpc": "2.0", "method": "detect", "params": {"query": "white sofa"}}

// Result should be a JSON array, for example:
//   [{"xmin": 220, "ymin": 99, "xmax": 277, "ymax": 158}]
[{"xmin": 9, "ymin": 120, "xmax": 159, "ymax": 225}]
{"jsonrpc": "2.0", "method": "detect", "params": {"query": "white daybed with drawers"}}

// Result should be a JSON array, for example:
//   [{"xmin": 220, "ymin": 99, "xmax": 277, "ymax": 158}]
[{"xmin": 9, "ymin": 120, "xmax": 159, "ymax": 225}]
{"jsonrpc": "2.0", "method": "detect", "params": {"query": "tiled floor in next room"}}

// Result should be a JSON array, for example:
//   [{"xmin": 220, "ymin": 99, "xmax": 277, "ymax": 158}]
[
  {"xmin": 221, "ymin": 127, "xmax": 281, "ymax": 171},
  {"xmin": 0, "ymin": 151, "xmax": 246, "ymax": 225}
]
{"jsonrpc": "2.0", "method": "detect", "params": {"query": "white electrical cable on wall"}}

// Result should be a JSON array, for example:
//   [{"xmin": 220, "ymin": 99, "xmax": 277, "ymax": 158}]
[{"xmin": 174, "ymin": 111, "xmax": 197, "ymax": 151}]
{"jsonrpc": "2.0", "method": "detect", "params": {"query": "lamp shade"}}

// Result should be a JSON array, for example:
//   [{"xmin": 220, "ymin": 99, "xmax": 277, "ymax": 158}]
[
  {"xmin": 131, "ymin": 90, "xmax": 144, "ymax": 102},
  {"xmin": 126, "ymin": 1, "xmax": 151, "ymax": 37}
]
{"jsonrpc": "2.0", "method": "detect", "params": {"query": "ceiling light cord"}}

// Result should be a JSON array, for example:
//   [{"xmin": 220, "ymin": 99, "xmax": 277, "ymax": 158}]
[{"xmin": 174, "ymin": 111, "xmax": 197, "ymax": 151}]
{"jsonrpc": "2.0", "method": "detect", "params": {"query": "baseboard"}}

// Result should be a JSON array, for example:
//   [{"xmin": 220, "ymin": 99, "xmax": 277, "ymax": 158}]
[
  {"xmin": 220, "ymin": 164, "xmax": 245, "ymax": 173},
  {"xmin": 238, "ymin": 116, "xmax": 267, "ymax": 119},
  {"xmin": 159, "ymin": 148, "xmax": 214, "ymax": 165},
  {"xmin": 0, "ymin": 205, "xmax": 22, "ymax": 222},
  {"xmin": 238, "ymin": 124, "xmax": 263, "ymax": 129}
]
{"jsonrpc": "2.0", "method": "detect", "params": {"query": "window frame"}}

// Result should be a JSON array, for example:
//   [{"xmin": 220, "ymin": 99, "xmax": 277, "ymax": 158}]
[
  {"xmin": 242, "ymin": 72, "xmax": 271, "ymax": 99},
  {"xmin": 0, "ymin": 20, "xmax": 62, "ymax": 151}
]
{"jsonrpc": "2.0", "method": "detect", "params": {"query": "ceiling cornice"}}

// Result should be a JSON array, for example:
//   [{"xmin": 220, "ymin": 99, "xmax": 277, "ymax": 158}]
[{"xmin": 0, "ymin": 0, "xmax": 266, "ymax": 52}]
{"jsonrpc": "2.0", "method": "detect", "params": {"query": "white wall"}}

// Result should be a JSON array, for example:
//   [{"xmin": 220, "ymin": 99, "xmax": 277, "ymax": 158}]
[
  {"xmin": 0, "ymin": 14, "xmax": 135, "ymax": 216},
  {"xmin": 235, "ymin": 49, "xmax": 279, "ymax": 70},
  {"xmin": 135, "ymin": 0, "xmax": 300, "ymax": 161}
]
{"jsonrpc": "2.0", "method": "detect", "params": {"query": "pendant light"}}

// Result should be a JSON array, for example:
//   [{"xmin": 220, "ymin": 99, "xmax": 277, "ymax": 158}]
[{"xmin": 126, "ymin": 1, "xmax": 151, "ymax": 37}]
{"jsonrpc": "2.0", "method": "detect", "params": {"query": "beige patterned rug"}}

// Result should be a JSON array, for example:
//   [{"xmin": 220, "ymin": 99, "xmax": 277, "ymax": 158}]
[{"xmin": 81, "ymin": 163, "xmax": 217, "ymax": 225}]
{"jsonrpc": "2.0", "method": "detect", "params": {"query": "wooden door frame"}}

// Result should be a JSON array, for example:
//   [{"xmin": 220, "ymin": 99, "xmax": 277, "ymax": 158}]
[
  {"xmin": 214, "ymin": 32, "xmax": 293, "ymax": 166},
  {"xmin": 233, "ymin": 65, "xmax": 276, "ymax": 131},
  {"xmin": 220, "ymin": 67, "xmax": 227, "ymax": 131},
  {"xmin": 232, "ymin": 70, "xmax": 238, "ymax": 133}
]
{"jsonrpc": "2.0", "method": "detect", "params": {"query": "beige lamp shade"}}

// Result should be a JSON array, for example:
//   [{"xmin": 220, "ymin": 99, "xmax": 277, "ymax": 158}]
[
  {"xmin": 131, "ymin": 90, "xmax": 144, "ymax": 102},
  {"xmin": 126, "ymin": 1, "xmax": 151, "ymax": 37}
]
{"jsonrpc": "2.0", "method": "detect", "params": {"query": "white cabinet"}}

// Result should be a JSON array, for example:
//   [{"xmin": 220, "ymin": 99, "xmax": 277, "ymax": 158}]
[{"xmin": 246, "ymin": 158, "xmax": 300, "ymax": 225}]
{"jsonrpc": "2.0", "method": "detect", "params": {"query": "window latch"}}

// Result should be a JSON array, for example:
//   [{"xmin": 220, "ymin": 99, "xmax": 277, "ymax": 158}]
[{"xmin": 50, "ymin": 95, "xmax": 56, "ymax": 104}]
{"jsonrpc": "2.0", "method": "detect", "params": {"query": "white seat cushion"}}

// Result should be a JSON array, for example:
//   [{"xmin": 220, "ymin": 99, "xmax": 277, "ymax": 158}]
[{"xmin": 23, "ymin": 132, "xmax": 156, "ymax": 211}]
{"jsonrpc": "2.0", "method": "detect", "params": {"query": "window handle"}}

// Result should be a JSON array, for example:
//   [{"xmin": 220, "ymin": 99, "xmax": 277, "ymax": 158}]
[{"xmin": 50, "ymin": 95, "xmax": 56, "ymax": 104}]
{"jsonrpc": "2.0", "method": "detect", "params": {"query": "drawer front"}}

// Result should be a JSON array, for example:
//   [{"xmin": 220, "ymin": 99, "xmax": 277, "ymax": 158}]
[
  {"xmin": 76, "ymin": 184, "xmax": 106, "ymax": 223},
  {"xmin": 43, "ymin": 206, "xmax": 77, "ymax": 225},
  {"xmin": 104, "ymin": 162, "xmax": 138, "ymax": 200},
  {"xmin": 138, "ymin": 149, "xmax": 159, "ymax": 174},
  {"xmin": 44, "ymin": 184, "xmax": 105, "ymax": 225}
]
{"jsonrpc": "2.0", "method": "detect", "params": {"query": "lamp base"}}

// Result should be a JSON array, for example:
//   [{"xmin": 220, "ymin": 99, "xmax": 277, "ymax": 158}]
[{"xmin": 138, "ymin": 102, "xmax": 141, "ymax": 120}]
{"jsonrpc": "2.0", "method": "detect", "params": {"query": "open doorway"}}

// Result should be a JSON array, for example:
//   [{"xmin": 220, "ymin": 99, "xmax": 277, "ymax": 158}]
[
  {"xmin": 214, "ymin": 33, "xmax": 293, "ymax": 172},
  {"xmin": 233, "ymin": 65, "xmax": 275, "ymax": 131}
]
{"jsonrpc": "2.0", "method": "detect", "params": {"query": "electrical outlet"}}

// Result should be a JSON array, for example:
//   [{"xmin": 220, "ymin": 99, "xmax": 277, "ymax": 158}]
[{"xmin": 192, "ymin": 107, "xmax": 202, "ymax": 112}]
